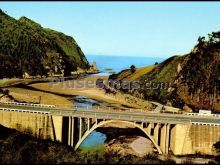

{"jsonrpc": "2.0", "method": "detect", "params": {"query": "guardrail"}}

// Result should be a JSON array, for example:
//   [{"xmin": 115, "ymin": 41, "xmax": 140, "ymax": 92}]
[
  {"xmin": 184, "ymin": 113, "xmax": 220, "ymax": 118},
  {"xmin": 50, "ymin": 110, "xmax": 191, "ymax": 124},
  {"xmin": 192, "ymin": 122, "xmax": 220, "ymax": 126},
  {"xmin": 0, "ymin": 107, "xmax": 49, "ymax": 114},
  {"xmin": 0, "ymin": 101, "xmax": 148, "ymax": 112},
  {"xmin": 71, "ymin": 104, "xmax": 149, "ymax": 113},
  {"xmin": 67, "ymin": 105, "xmax": 148, "ymax": 113},
  {"xmin": 0, "ymin": 101, "xmax": 56, "ymax": 108},
  {"xmin": 0, "ymin": 101, "xmax": 151, "ymax": 113}
]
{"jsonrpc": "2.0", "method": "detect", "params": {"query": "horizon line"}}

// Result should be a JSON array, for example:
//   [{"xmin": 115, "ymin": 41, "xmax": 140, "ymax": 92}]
[{"xmin": 86, "ymin": 54, "xmax": 181, "ymax": 58}]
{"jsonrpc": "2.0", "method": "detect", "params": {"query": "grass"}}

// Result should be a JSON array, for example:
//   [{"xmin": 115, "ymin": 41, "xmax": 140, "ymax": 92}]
[
  {"xmin": 126, "ymin": 65, "xmax": 156, "ymax": 81},
  {"xmin": 79, "ymin": 144, "xmax": 105, "ymax": 153},
  {"xmin": 115, "ymin": 65, "xmax": 156, "ymax": 81}
]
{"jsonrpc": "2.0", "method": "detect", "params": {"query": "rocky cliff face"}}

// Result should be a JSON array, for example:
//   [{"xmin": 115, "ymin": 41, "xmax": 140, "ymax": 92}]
[
  {"xmin": 173, "ymin": 34, "xmax": 220, "ymax": 112},
  {"xmin": 109, "ymin": 32, "xmax": 220, "ymax": 112},
  {"xmin": 0, "ymin": 9, "xmax": 90, "ymax": 78}
]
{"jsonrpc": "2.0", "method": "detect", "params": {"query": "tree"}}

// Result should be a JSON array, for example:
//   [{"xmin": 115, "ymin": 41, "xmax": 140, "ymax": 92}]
[
  {"xmin": 198, "ymin": 36, "xmax": 205, "ymax": 44},
  {"xmin": 197, "ymin": 36, "xmax": 206, "ymax": 49},
  {"xmin": 3, "ymin": 89, "xmax": 9, "ymax": 95},
  {"xmin": 213, "ymin": 141, "xmax": 220, "ymax": 153},
  {"xmin": 154, "ymin": 62, "xmax": 158, "ymax": 65},
  {"xmin": 130, "ymin": 65, "xmax": 136, "ymax": 73}
]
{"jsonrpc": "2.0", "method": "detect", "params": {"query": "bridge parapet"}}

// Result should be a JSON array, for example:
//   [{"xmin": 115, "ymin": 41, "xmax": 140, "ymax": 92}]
[
  {"xmin": 50, "ymin": 110, "xmax": 191, "ymax": 125},
  {"xmin": 0, "ymin": 107, "xmax": 49, "ymax": 114},
  {"xmin": 0, "ymin": 101, "xmax": 56, "ymax": 108},
  {"xmin": 185, "ymin": 112, "xmax": 220, "ymax": 118},
  {"xmin": 72, "ymin": 104, "xmax": 149, "ymax": 113}
]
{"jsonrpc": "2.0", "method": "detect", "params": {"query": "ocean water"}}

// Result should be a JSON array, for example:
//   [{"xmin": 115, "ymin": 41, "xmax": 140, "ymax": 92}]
[{"xmin": 87, "ymin": 55, "xmax": 165, "ymax": 75}]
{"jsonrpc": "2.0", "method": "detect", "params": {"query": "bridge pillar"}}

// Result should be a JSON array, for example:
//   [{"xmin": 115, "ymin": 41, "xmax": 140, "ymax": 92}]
[
  {"xmin": 146, "ymin": 122, "xmax": 152, "ymax": 135},
  {"xmin": 79, "ymin": 117, "xmax": 82, "ymax": 139},
  {"xmin": 67, "ymin": 116, "xmax": 78, "ymax": 147},
  {"xmin": 95, "ymin": 118, "xmax": 98, "ymax": 125},
  {"xmin": 160, "ymin": 124, "xmax": 169, "ymax": 154},
  {"xmin": 154, "ymin": 123, "xmax": 160, "ymax": 144},
  {"xmin": 71, "ymin": 117, "xmax": 75, "ymax": 147},
  {"xmin": 169, "ymin": 124, "xmax": 193, "ymax": 155},
  {"xmin": 87, "ymin": 118, "xmax": 90, "ymax": 130},
  {"xmin": 165, "ymin": 124, "xmax": 170, "ymax": 154},
  {"xmin": 68, "ymin": 117, "xmax": 72, "ymax": 146},
  {"xmin": 52, "ymin": 115, "xmax": 63, "ymax": 142}
]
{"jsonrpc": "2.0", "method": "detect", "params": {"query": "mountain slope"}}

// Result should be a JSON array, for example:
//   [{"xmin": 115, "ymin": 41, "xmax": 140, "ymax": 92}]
[
  {"xmin": 173, "ymin": 34, "xmax": 220, "ymax": 111},
  {"xmin": 0, "ymin": 9, "xmax": 90, "ymax": 78},
  {"xmin": 109, "ymin": 32, "xmax": 220, "ymax": 112}
]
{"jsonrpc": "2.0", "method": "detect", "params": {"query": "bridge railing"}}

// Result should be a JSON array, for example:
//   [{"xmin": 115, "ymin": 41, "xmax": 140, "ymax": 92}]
[
  {"xmin": 0, "ymin": 101, "xmax": 56, "ymax": 108},
  {"xmin": 0, "ymin": 107, "xmax": 49, "ymax": 114},
  {"xmin": 0, "ymin": 101, "xmax": 150, "ymax": 113},
  {"xmin": 192, "ymin": 122, "xmax": 220, "ymax": 126},
  {"xmin": 71, "ymin": 104, "xmax": 149, "ymax": 113},
  {"xmin": 50, "ymin": 110, "xmax": 191, "ymax": 124},
  {"xmin": 184, "ymin": 113, "xmax": 220, "ymax": 118},
  {"xmin": 0, "ymin": 101, "xmax": 166, "ymax": 114}
]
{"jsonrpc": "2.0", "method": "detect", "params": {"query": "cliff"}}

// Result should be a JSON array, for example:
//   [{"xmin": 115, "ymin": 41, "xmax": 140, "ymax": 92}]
[
  {"xmin": 0, "ymin": 9, "xmax": 90, "ymax": 78},
  {"xmin": 109, "ymin": 32, "xmax": 220, "ymax": 112}
]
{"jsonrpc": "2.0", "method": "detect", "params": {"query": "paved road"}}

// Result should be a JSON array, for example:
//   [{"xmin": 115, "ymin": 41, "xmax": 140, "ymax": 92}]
[{"xmin": 1, "ymin": 103, "xmax": 220, "ymax": 125}]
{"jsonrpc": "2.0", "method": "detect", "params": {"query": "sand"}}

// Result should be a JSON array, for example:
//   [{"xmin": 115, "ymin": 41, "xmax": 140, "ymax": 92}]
[
  {"xmin": 1, "ymin": 75, "xmax": 151, "ymax": 110},
  {"xmin": 4, "ymin": 87, "xmax": 73, "ymax": 108},
  {"xmin": 29, "ymin": 75, "xmax": 149, "ymax": 109},
  {"xmin": 129, "ymin": 136, "xmax": 153, "ymax": 156}
]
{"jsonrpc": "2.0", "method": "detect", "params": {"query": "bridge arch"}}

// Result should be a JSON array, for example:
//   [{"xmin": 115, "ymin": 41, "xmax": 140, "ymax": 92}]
[{"xmin": 74, "ymin": 120, "xmax": 162, "ymax": 154}]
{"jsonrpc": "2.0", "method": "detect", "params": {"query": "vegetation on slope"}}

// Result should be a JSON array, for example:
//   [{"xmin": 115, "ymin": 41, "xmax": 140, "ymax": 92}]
[
  {"xmin": 127, "ymin": 65, "xmax": 155, "ymax": 81},
  {"xmin": 109, "ymin": 31, "xmax": 220, "ymax": 112},
  {"xmin": 0, "ymin": 9, "xmax": 90, "ymax": 78},
  {"xmin": 109, "ymin": 65, "xmax": 156, "ymax": 82},
  {"xmin": 175, "ymin": 33, "xmax": 220, "ymax": 111},
  {"xmin": 137, "ymin": 55, "xmax": 185, "ymax": 105}
]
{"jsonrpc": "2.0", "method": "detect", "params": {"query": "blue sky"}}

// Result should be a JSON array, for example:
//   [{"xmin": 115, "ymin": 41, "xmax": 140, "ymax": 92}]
[{"xmin": 1, "ymin": 2, "xmax": 220, "ymax": 58}]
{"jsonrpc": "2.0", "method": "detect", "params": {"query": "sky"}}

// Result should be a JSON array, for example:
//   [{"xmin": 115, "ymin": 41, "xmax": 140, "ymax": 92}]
[{"xmin": 1, "ymin": 2, "xmax": 220, "ymax": 58}]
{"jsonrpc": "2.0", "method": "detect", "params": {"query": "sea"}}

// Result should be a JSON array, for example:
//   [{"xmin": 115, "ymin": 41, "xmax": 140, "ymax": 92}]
[{"xmin": 87, "ymin": 55, "xmax": 165, "ymax": 75}]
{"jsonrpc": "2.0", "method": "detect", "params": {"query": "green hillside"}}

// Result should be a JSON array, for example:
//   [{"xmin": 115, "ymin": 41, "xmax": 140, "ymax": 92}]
[
  {"xmin": 0, "ymin": 9, "xmax": 90, "ymax": 78},
  {"xmin": 109, "ymin": 32, "xmax": 220, "ymax": 112}
]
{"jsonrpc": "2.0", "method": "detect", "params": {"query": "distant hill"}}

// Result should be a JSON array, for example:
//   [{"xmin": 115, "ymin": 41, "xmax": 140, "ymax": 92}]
[
  {"xmin": 109, "ymin": 32, "xmax": 220, "ymax": 112},
  {"xmin": 0, "ymin": 9, "xmax": 90, "ymax": 78}
]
